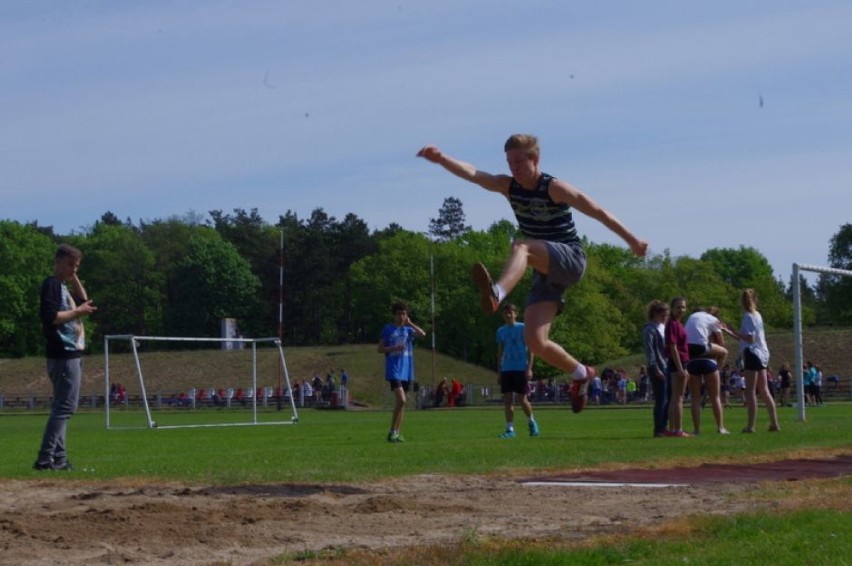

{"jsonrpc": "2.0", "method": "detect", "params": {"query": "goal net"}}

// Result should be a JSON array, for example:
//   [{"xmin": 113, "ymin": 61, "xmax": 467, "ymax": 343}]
[
  {"xmin": 792, "ymin": 263, "xmax": 852, "ymax": 421},
  {"xmin": 103, "ymin": 335, "xmax": 299, "ymax": 429}
]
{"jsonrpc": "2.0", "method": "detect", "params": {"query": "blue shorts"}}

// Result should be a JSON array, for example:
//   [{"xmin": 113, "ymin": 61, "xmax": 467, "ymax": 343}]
[
  {"xmin": 527, "ymin": 241, "xmax": 586, "ymax": 310},
  {"xmin": 686, "ymin": 358, "xmax": 718, "ymax": 375}
]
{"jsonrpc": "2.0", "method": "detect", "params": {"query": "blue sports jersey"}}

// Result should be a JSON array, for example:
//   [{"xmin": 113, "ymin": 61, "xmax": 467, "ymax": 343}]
[
  {"xmin": 380, "ymin": 324, "xmax": 416, "ymax": 381},
  {"xmin": 497, "ymin": 323, "xmax": 528, "ymax": 372}
]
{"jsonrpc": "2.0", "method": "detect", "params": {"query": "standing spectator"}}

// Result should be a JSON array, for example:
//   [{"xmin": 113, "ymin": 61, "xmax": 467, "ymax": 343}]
[
  {"xmin": 642, "ymin": 300, "xmax": 670, "ymax": 437},
  {"xmin": 311, "ymin": 373, "xmax": 323, "ymax": 403},
  {"xmin": 813, "ymin": 364, "xmax": 824, "ymax": 406},
  {"xmin": 417, "ymin": 135, "xmax": 648, "ymax": 413},
  {"xmin": 626, "ymin": 377, "xmax": 637, "ymax": 402},
  {"xmin": 433, "ymin": 378, "xmax": 450, "ymax": 408},
  {"xmin": 684, "ymin": 307, "xmax": 733, "ymax": 435},
  {"xmin": 803, "ymin": 362, "xmax": 816, "ymax": 406},
  {"xmin": 301, "ymin": 379, "xmax": 313, "ymax": 405},
  {"xmin": 34, "ymin": 244, "xmax": 97, "ymax": 471},
  {"xmin": 729, "ymin": 289, "xmax": 780, "ymax": 433},
  {"xmin": 638, "ymin": 366, "xmax": 650, "ymax": 402},
  {"xmin": 777, "ymin": 363, "xmax": 792, "ymax": 407},
  {"xmin": 720, "ymin": 364, "xmax": 732, "ymax": 408},
  {"xmin": 338, "ymin": 368, "xmax": 349, "ymax": 407},
  {"xmin": 495, "ymin": 303, "xmax": 539, "ymax": 438},
  {"xmin": 377, "ymin": 301, "xmax": 426, "ymax": 443},
  {"xmin": 590, "ymin": 373, "xmax": 603, "ymax": 406},
  {"xmin": 448, "ymin": 379, "xmax": 464, "ymax": 407},
  {"xmin": 324, "ymin": 370, "xmax": 337, "ymax": 401},
  {"xmin": 730, "ymin": 368, "xmax": 746, "ymax": 405},
  {"xmin": 615, "ymin": 371, "xmax": 628, "ymax": 404},
  {"xmin": 665, "ymin": 297, "xmax": 691, "ymax": 437}
]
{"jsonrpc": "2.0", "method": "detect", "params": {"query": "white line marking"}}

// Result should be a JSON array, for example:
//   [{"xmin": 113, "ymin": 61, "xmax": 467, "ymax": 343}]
[{"xmin": 521, "ymin": 481, "xmax": 687, "ymax": 488}]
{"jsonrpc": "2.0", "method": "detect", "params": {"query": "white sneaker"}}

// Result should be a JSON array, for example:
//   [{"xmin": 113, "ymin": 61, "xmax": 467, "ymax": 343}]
[{"xmin": 718, "ymin": 428, "xmax": 730, "ymax": 435}]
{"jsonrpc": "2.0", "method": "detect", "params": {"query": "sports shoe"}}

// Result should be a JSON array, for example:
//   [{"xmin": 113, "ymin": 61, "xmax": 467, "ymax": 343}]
[
  {"xmin": 741, "ymin": 427, "xmax": 755, "ymax": 434},
  {"xmin": 528, "ymin": 421, "xmax": 540, "ymax": 437},
  {"xmin": 500, "ymin": 429, "xmax": 516, "ymax": 439},
  {"xmin": 570, "ymin": 365, "xmax": 595, "ymax": 413},
  {"xmin": 32, "ymin": 460, "xmax": 52, "ymax": 471},
  {"xmin": 470, "ymin": 262, "xmax": 499, "ymax": 315},
  {"xmin": 387, "ymin": 433, "xmax": 405, "ymax": 443},
  {"xmin": 718, "ymin": 428, "xmax": 730, "ymax": 435},
  {"xmin": 51, "ymin": 460, "xmax": 74, "ymax": 471}
]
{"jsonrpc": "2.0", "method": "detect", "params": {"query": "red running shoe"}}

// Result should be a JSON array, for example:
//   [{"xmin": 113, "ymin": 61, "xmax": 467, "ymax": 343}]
[
  {"xmin": 570, "ymin": 365, "xmax": 596, "ymax": 413},
  {"xmin": 470, "ymin": 262, "xmax": 499, "ymax": 315}
]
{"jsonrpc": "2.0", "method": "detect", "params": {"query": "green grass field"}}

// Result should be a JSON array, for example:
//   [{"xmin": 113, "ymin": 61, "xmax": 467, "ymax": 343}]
[
  {"xmin": 4, "ymin": 403, "xmax": 850, "ymax": 483},
  {"xmin": 3, "ymin": 402, "xmax": 850, "ymax": 564}
]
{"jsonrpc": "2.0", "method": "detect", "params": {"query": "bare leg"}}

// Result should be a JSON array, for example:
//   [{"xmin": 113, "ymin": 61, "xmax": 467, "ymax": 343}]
[
  {"xmin": 688, "ymin": 375, "xmax": 703, "ymax": 434},
  {"xmin": 391, "ymin": 387, "xmax": 406, "ymax": 432},
  {"xmin": 494, "ymin": 240, "xmax": 552, "ymax": 297},
  {"xmin": 709, "ymin": 343, "xmax": 728, "ymax": 369},
  {"xmin": 755, "ymin": 369, "xmax": 780, "ymax": 431},
  {"xmin": 668, "ymin": 372, "xmax": 688, "ymax": 432},
  {"xmin": 705, "ymin": 372, "xmax": 726, "ymax": 432},
  {"xmin": 519, "ymin": 394, "xmax": 534, "ymax": 420},
  {"xmin": 743, "ymin": 370, "xmax": 758, "ymax": 432},
  {"xmin": 523, "ymin": 302, "xmax": 581, "ymax": 374},
  {"xmin": 503, "ymin": 392, "xmax": 514, "ymax": 427}
]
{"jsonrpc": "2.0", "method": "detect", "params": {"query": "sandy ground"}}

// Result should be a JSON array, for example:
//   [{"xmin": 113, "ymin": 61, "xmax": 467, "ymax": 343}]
[{"xmin": 0, "ymin": 471, "xmax": 760, "ymax": 565}]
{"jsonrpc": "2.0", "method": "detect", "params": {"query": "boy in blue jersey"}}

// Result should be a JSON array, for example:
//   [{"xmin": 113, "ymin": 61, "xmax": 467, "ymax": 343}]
[
  {"xmin": 417, "ymin": 135, "xmax": 648, "ymax": 411},
  {"xmin": 377, "ymin": 301, "xmax": 426, "ymax": 442},
  {"xmin": 34, "ymin": 244, "xmax": 97, "ymax": 471},
  {"xmin": 496, "ymin": 304, "xmax": 538, "ymax": 438}
]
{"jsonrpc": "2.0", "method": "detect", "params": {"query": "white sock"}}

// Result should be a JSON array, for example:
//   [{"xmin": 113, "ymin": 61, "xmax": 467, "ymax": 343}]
[
  {"xmin": 494, "ymin": 283, "xmax": 506, "ymax": 302},
  {"xmin": 528, "ymin": 417, "xmax": 536, "ymax": 424},
  {"xmin": 506, "ymin": 422, "xmax": 514, "ymax": 431},
  {"xmin": 572, "ymin": 364, "xmax": 587, "ymax": 381}
]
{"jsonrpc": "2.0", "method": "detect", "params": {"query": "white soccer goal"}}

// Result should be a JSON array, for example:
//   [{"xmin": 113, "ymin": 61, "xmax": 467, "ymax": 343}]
[
  {"xmin": 792, "ymin": 263, "xmax": 852, "ymax": 422},
  {"xmin": 103, "ymin": 335, "xmax": 299, "ymax": 429}
]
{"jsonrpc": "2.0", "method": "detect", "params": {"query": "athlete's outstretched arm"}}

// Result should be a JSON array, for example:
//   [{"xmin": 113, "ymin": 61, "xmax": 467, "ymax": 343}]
[
  {"xmin": 417, "ymin": 145, "xmax": 510, "ymax": 194},
  {"xmin": 549, "ymin": 179, "xmax": 649, "ymax": 257}
]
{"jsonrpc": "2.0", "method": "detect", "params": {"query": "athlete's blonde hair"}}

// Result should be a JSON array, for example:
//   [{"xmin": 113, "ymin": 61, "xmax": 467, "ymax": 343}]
[{"xmin": 504, "ymin": 134, "xmax": 540, "ymax": 158}]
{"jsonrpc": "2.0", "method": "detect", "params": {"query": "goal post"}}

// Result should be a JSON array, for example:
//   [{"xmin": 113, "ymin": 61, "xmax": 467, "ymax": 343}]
[
  {"xmin": 792, "ymin": 263, "xmax": 852, "ymax": 422},
  {"xmin": 103, "ymin": 335, "xmax": 299, "ymax": 430}
]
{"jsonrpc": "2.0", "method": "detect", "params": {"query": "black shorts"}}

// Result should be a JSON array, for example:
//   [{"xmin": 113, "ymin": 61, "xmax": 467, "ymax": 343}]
[
  {"xmin": 388, "ymin": 379, "xmax": 411, "ymax": 392},
  {"xmin": 500, "ymin": 371, "xmax": 528, "ymax": 395},
  {"xmin": 742, "ymin": 348, "xmax": 767, "ymax": 371},
  {"xmin": 688, "ymin": 343, "xmax": 711, "ymax": 358}
]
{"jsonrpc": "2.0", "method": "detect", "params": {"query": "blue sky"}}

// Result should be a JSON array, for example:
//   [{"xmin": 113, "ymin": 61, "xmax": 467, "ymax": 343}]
[{"xmin": 3, "ymin": 1, "xmax": 850, "ymax": 285}]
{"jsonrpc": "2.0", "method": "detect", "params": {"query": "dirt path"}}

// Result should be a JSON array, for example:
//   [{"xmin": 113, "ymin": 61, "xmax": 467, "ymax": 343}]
[{"xmin": 1, "ymin": 454, "xmax": 848, "ymax": 565}]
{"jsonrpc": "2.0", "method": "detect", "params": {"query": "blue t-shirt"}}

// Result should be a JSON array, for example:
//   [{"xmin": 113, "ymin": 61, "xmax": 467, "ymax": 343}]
[
  {"xmin": 496, "ymin": 322, "xmax": 528, "ymax": 373},
  {"xmin": 380, "ymin": 324, "xmax": 416, "ymax": 382}
]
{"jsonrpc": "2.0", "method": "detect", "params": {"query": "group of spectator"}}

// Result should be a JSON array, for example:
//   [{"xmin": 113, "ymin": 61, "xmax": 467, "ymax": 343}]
[
  {"xmin": 432, "ymin": 377, "xmax": 464, "ymax": 407},
  {"xmin": 157, "ymin": 369, "xmax": 351, "ymax": 409},
  {"xmin": 643, "ymin": 290, "xmax": 783, "ymax": 438}
]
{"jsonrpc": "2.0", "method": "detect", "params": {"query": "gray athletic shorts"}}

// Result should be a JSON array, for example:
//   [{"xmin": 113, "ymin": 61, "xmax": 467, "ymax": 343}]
[{"xmin": 527, "ymin": 241, "xmax": 586, "ymax": 310}]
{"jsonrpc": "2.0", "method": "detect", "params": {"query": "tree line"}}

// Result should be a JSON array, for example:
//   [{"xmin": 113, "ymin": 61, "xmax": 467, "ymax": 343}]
[{"xmin": 1, "ymin": 204, "xmax": 849, "ymax": 378}]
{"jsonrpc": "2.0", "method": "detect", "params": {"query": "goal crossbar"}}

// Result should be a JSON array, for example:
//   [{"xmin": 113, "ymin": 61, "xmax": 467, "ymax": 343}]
[
  {"xmin": 104, "ymin": 335, "xmax": 299, "ymax": 430},
  {"xmin": 792, "ymin": 263, "xmax": 852, "ymax": 421}
]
